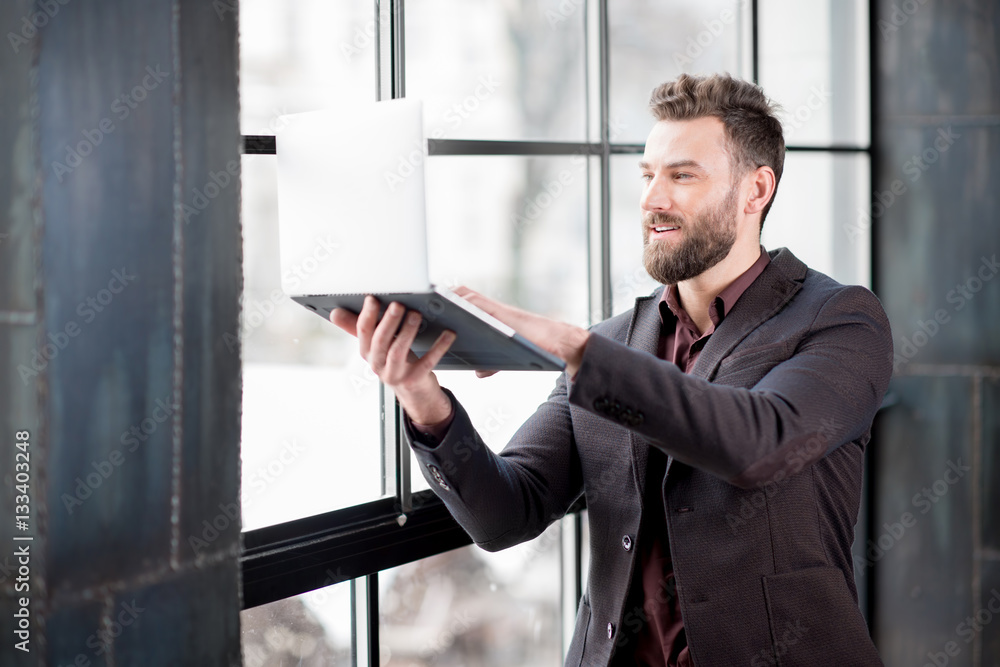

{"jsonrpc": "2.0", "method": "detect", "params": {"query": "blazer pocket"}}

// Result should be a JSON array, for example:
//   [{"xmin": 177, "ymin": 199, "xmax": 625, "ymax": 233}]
[
  {"xmin": 563, "ymin": 596, "xmax": 592, "ymax": 667},
  {"xmin": 760, "ymin": 566, "xmax": 882, "ymax": 666}
]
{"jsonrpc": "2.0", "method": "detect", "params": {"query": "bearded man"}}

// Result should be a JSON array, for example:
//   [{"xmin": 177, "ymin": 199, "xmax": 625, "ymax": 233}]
[{"xmin": 333, "ymin": 73, "xmax": 892, "ymax": 666}]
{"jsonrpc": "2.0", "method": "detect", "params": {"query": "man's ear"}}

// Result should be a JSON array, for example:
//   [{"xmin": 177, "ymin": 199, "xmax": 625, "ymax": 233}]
[{"xmin": 743, "ymin": 166, "xmax": 776, "ymax": 217}]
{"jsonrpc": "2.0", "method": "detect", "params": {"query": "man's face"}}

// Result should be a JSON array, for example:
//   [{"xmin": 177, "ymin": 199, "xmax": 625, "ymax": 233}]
[{"xmin": 639, "ymin": 116, "xmax": 742, "ymax": 285}]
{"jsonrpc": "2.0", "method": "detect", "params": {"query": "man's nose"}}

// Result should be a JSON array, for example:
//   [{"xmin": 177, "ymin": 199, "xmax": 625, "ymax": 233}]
[{"xmin": 640, "ymin": 176, "xmax": 671, "ymax": 213}]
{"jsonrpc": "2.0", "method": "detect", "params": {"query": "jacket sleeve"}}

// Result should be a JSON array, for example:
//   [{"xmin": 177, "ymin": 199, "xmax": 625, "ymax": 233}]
[
  {"xmin": 406, "ymin": 374, "xmax": 584, "ymax": 551},
  {"xmin": 568, "ymin": 285, "xmax": 893, "ymax": 489}
]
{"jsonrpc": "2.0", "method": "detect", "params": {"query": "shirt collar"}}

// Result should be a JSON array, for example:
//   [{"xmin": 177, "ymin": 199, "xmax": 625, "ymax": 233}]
[{"xmin": 658, "ymin": 246, "xmax": 771, "ymax": 328}]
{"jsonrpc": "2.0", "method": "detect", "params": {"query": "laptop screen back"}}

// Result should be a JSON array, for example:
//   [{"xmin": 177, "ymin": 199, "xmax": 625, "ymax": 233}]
[{"xmin": 275, "ymin": 98, "xmax": 431, "ymax": 296}]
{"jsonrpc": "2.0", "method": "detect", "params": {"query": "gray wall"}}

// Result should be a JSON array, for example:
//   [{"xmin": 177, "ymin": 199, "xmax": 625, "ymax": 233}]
[
  {"xmin": 0, "ymin": 1, "xmax": 243, "ymax": 664},
  {"xmin": 873, "ymin": 1, "xmax": 1000, "ymax": 665}
]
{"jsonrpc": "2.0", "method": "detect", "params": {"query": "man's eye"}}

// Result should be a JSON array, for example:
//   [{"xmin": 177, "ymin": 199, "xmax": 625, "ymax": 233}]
[
  {"xmin": 675, "ymin": 173, "xmax": 693, "ymax": 180},
  {"xmin": 640, "ymin": 173, "xmax": 653, "ymax": 182}
]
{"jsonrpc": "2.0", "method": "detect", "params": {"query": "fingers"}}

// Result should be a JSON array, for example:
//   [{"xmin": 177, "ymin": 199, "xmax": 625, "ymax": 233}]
[
  {"xmin": 330, "ymin": 308, "xmax": 359, "ymax": 336},
  {"xmin": 367, "ymin": 301, "xmax": 407, "ymax": 372},
  {"xmin": 475, "ymin": 369, "xmax": 499, "ymax": 379},
  {"xmin": 346, "ymin": 298, "xmax": 457, "ymax": 380},
  {"xmin": 454, "ymin": 286, "xmax": 513, "ymax": 321},
  {"xmin": 386, "ymin": 310, "xmax": 423, "ymax": 368},
  {"xmin": 414, "ymin": 328, "xmax": 457, "ymax": 374},
  {"xmin": 355, "ymin": 296, "xmax": 383, "ymax": 361}
]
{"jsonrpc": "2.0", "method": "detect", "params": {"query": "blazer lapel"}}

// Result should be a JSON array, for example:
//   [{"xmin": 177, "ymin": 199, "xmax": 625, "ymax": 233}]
[
  {"xmin": 689, "ymin": 248, "xmax": 807, "ymax": 382},
  {"xmin": 623, "ymin": 249, "xmax": 808, "ymax": 487},
  {"xmin": 625, "ymin": 288, "xmax": 664, "ymax": 508},
  {"xmin": 664, "ymin": 248, "xmax": 808, "ymax": 478}
]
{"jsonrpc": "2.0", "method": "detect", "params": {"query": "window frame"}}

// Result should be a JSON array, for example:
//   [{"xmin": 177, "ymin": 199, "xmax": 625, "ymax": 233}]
[{"xmin": 238, "ymin": 0, "xmax": 877, "ymax": 663}]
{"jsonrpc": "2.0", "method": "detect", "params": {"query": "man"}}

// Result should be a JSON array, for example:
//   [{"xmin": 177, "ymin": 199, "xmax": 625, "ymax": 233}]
[{"xmin": 332, "ymin": 73, "xmax": 892, "ymax": 666}]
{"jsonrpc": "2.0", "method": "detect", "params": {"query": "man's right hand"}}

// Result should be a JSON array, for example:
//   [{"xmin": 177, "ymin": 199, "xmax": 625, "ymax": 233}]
[{"xmin": 330, "ymin": 296, "xmax": 456, "ymax": 425}]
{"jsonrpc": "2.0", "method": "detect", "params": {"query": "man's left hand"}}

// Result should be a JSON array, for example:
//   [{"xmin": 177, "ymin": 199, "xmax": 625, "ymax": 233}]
[{"xmin": 454, "ymin": 286, "xmax": 590, "ymax": 378}]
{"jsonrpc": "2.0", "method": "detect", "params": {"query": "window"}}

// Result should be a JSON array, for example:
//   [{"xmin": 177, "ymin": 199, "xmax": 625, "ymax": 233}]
[{"xmin": 238, "ymin": 2, "xmax": 873, "ymax": 664}]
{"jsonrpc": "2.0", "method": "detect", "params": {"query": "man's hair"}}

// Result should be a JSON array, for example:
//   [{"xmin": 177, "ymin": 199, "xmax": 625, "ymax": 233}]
[{"xmin": 649, "ymin": 73, "xmax": 784, "ymax": 229}]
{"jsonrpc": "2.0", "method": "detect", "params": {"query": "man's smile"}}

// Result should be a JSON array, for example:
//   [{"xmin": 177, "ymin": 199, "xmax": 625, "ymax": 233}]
[{"xmin": 648, "ymin": 224, "xmax": 680, "ymax": 240}]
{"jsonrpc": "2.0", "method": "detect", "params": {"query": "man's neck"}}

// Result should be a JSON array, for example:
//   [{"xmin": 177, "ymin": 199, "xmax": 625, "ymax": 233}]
[{"xmin": 675, "ymin": 242, "xmax": 763, "ymax": 335}]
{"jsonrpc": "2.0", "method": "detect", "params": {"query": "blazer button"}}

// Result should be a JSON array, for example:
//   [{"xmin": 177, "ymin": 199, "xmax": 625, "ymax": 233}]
[
  {"xmin": 607, "ymin": 622, "xmax": 615, "ymax": 639},
  {"xmin": 621, "ymin": 535, "xmax": 633, "ymax": 551},
  {"xmin": 428, "ymin": 465, "xmax": 450, "ymax": 491}
]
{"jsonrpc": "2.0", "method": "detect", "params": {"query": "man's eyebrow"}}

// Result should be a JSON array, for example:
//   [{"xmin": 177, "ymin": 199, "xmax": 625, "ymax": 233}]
[{"xmin": 638, "ymin": 159, "xmax": 704, "ymax": 171}]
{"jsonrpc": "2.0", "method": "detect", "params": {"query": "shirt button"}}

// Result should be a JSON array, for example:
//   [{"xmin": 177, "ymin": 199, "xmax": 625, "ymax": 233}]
[
  {"xmin": 621, "ymin": 535, "xmax": 633, "ymax": 552},
  {"xmin": 607, "ymin": 622, "xmax": 615, "ymax": 639}
]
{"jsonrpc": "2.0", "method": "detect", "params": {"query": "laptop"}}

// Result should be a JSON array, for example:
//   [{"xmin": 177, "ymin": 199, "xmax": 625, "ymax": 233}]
[{"xmin": 275, "ymin": 98, "xmax": 565, "ymax": 372}]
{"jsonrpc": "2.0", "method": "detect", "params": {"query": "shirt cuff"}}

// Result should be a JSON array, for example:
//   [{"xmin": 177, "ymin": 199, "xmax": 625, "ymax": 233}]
[{"xmin": 405, "ymin": 400, "xmax": 456, "ymax": 447}]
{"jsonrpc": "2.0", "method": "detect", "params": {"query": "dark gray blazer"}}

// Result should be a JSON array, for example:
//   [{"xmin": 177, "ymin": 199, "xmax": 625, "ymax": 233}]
[{"xmin": 408, "ymin": 248, "xmax": 893, "ymax": 666}]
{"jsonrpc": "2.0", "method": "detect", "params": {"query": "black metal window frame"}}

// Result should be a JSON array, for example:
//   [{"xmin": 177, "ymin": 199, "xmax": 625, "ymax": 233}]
[{"xmin": 239, "ymin": 0, "xmax": 876, "ymax": 662}]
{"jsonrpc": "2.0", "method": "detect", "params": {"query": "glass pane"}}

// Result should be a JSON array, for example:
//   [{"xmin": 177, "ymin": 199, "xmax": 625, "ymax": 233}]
[
  {"xmin": 759, "ymin": 0, "xmax": 870, "ymax": 147},
  {"xmin": 413, "ymin": 154, "xmax": 589, "ymax": 492},
  {"xmin": 240, "ymin": 154, "xmax": 382, "ymax": 531},
  {"xmin": 407, "ymin": 0, "xmax": 586, "ymax": 141},
  {"xmin": 240, "ymin": 0, "xmax": 376, "ymax": 135},
  {"xmin": 761, "ymin": 152, "xmax": 871, "ymax": 287},
  {"xmin": 610, "ymin": 153, "xmax": 658, "ymax": 316},
  {"xmin": 610, "ymin": 0, "xmax": 750, "ymax": 144},
  {"xmin": 379, "ymin": 527, "xmax": 562, "ymax": 666},
  {"xmin": 241, "ymin": 582, "xmax": 352, "ymax": 667},
  {"xmin": 425, "ymin": 156, "xmax": 589, "ymax": 322},
  {"xmin": 410, "ymin": 370, "xmax": 564, "ymax": 494}
]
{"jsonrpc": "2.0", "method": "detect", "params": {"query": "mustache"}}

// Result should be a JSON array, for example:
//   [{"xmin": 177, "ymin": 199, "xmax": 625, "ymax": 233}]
[{"xmin": 645, "ymin": 212, "xmax": 684, "ymax": 228}]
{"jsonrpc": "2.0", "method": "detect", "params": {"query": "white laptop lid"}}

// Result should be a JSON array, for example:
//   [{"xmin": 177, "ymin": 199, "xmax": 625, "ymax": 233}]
[{"xmin": 275, "ymin": 98, "xmax": 431, "ymax": 296}]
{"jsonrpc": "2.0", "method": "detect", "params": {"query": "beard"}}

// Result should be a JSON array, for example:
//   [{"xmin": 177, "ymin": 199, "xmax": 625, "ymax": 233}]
[{"xmin": 642, "ymin": 185, "xmax": 739, "ymax": 285}]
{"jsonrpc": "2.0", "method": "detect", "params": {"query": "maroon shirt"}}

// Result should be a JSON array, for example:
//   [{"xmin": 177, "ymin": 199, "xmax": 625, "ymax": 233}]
[
  {"xmin": 413, "ymin": 249, "xmax": 771, "ymax": 665},
  {"xmin": 631, "ymin": 248, "xmax": 770, "ymax": 666}
]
